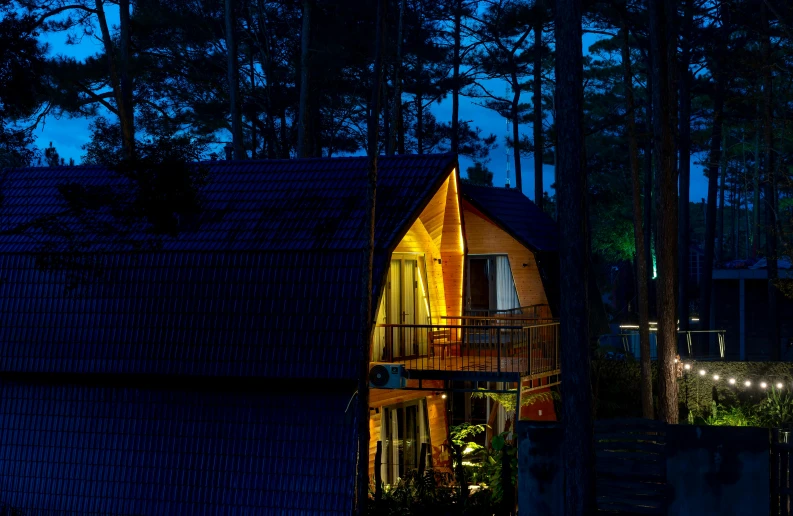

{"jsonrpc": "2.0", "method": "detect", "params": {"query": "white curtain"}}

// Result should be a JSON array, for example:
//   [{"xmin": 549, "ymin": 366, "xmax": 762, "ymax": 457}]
[{"xmin": 494, "ymin": 256, "xmax": 521, "ymax": 311}]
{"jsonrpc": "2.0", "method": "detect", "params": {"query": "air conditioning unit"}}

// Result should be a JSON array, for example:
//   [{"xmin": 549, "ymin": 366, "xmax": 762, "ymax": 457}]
[{"xmin": 369, "ymin": 363, "xmax": 406, "ymax": 389}]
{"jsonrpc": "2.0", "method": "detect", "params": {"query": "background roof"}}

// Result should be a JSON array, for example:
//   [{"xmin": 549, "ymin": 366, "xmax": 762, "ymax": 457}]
[
  {"xmin": 0, "ymin": 379, "xmax": 358, "ymax": 514},
  {"xmin": 460, "ymin": 183, "xmax": 558, "ymax": 253},
  {"xmin": 0, "ymin": 154, "xmax": 457, "ymax": 379}
]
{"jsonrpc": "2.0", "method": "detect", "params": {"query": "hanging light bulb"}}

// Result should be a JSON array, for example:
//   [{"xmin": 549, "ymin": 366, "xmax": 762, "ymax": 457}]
[
  {"xmin": 745, "ymin": 380, "xmax": 752, "ymax": 387},
  {"xmin": 761, "ymin": 382, "xmax": 768, "ymax": 389},
  {"xmin": 699, "ymin": 369, "xmax": 706, "ymax": 376},
  {"xmin": 441, "ymin": 393, "xmax": 448, "ymax": 399},
  {"xmin": 729, "ymin": 378, "xmax": 736, "ymax": 385},
  {"xmin": 713, "ymin": 375, "xmax": 720, "ymax": 381},
  {"xmin": 684, "ymin": 363, "xmax": 691, "ymax": 370},
  {"xmin": 777, "ymin": 383, "xmax": 784, "ymax": 390}
]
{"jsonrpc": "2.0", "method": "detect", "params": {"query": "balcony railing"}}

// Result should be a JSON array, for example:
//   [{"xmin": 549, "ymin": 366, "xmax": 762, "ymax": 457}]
[
  {"xmin": 371, "ymin": 321, "xmax": 560, "ymax": 376},
  {"xmin": 464, "ymin": 303, "xmax": 554, "ymax": 320}
]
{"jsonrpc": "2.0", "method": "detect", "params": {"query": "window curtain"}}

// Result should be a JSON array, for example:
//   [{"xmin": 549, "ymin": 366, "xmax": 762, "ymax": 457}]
[{"xmin": 494, "ymin": 256, "xmax": 521, "ymax": 311}]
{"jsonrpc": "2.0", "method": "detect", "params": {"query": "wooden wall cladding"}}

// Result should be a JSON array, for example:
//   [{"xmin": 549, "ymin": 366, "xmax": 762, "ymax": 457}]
[{"xmin": 463, "ymin": 204, "xmax": 549, "ymax": 307}]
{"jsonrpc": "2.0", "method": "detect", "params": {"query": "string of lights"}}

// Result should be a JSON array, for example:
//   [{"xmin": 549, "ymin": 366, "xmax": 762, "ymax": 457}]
[{"xmin": 680, "ymin": 361, "xmax": 790, "ymax": 391}]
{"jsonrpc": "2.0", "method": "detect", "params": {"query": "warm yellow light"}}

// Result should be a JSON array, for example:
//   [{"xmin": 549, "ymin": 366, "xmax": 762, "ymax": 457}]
[
  {"xmin": 699, "ymin": 369, "xmax": 706, "ymax": 376},
  {"xmin": 684, "ymin": 364, "xmax": 691, "ymax": 370},
  {"xmin": 745, "ymin": 380, "xmax": 751, "ymax": 387},
  {"xmin": 761, "ymin": 382, "xmax": 768, "ymax": 389},
  {"xmin": 416, "ymin": 265, "xmax": 431, "ymax": 319},
  {"xmin": 778, "ymin": 383, "xmax": 784, "ymax": 390},
  {"xmin": 729, "ymin": 378, "xmax": 736, "ymax": 385}
]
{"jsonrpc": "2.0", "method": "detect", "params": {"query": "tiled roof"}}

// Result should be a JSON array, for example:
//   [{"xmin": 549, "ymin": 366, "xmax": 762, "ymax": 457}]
[
  {"xmin": 0, "ymin": 155, "xmax": 456, "ymax": 253},
  {"xmin": 460, "ymin": 183, "xmax": 558, "ymax": 252},
  {"xmin": 0, "ymin": 154, "xmax": 457, "ymax": 378},
  {"xmin": 0, "ymin": 379, "xmax": 358, "ymax": 514}
]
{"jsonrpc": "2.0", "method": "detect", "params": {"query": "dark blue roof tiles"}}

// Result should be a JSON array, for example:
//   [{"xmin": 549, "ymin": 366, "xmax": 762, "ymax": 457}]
[
  {"xmin": 0, "ymin": 154, "xmax": 456, "ymax": 254},
  {"xmin": 0, "ymin": 155, "xmax": 454, "ymax": 378},
  {"xmin": 0, "ymin": 251, "xmax": 369, "ymax": 378},
  {"xmin": 0, "ymin": 381, "xmax": 357, "ymax": 514},
  {"xmin": 461, "ymin": 182, "xmax": 558, "ymax": 252}
]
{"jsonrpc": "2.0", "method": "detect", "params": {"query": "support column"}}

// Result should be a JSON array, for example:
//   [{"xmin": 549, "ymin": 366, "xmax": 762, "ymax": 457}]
[{"xmin": 739, "ymin": 278, "xmax": 746, "ymax": 360}]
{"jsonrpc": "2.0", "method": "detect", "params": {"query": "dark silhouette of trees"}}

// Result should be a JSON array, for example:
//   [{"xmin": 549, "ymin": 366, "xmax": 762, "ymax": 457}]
[{"xmin": 556, "ymin": 0, "xmax": 595, "ymax": 513}]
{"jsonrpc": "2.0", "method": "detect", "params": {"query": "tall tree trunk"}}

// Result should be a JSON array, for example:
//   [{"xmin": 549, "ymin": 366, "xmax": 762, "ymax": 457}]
[
  {"xmin": 733, "ymin": 172, "xmax": 738, "ymax": 259},
  {"xmin": 533, "ymin": 0, "xmax": 544, "ymax": 210},
  {"xmin": 417, "ymin": 92, "xmax": 424, "ymax": 154},
  {"xmin": 388, "ymin": 0, "xmax": 405, "ymax": 156},
  {"xmin": 95, "ymin": 0, "xmax": 134, "ymax": 159},
  {"xmin": 225, "ymin": 0, "xmax": 244, "ymax": 159},
  {"xmin": 677, "ymin": 0, "xmax": 693, "ymax": 333},
  {"xmin": 256, "ymin": 7, "xmax": 279, "ymax": 159},
  {"xmin": 118, "ymin": 0, "xmax": 134, "ymax": 159},
  {"xmin": 280, "ymin": 109, "xmax": 288, "ymax": 158},
  {"xmin": 644, "ymin": 52, "xmax": 654, "ymax": 288},
  {"xmin": 511, "ymin": 73, "xmax": 523, "ymax": 193},
  {"xmin": 249, "ymin": 50, "xmax": 257, "ymax": 159},
  {"xmin": 357, "ymin": 0, "xmax": 385, "ymax": 513},
  {"xmin": 761, "ymin": 2, "xmax": 779, "ymax": 361},
  {"xmin": 451, "ymin": 0, "xmax": 462, "ymax": 156},
  {"xmin": 555, "ymin": 0, "xmax": 594, "ymax": 512},
  {"xmin": 743, "ymin": 129, "xmax": 750, "ymax": 258},
  {"xmin": 717, "ymin": 127, "xmax": 728, "ymax": 263},
  {"xmin": 297, "ymin": 0, "xmax": 312, "ymax": 158},
  {"xmin": 649, "ymin": 0, "xmax": 678, "ymax": 424},
  {"xmin": 621, "ymin": 26, "xmax": 652, "ymax": 420},
  {"xmin": 753, "ymin": 120, "xmax": 761, "ymax": 253},
  {"xmin": 699, "ymin": 23, "xmax": 726, "ymax": 345}
]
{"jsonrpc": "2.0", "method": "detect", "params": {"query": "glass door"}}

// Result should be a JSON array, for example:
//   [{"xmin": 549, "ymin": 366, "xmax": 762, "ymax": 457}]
[
  {"xmin": 382, "ymin": 255, "xmax": 430, "ymax": 360},
  {"xmin": 380, "ymin": 399, "xmax": 432, "ymax": 484}
]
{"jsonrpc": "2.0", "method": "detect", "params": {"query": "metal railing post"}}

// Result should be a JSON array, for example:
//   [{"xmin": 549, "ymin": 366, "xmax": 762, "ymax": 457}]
[{"xmin": 497, "ymin": 327, "xmax": 501, "ymax": 373}]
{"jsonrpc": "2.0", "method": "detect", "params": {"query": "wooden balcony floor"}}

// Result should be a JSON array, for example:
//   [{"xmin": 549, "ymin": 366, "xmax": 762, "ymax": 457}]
[{"xmin": 389, "ymin": 354, "xmax": 558, "ymax": 377}]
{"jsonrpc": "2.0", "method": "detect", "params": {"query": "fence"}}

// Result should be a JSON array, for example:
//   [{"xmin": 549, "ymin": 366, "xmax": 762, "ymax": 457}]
[
  {"xmin": 595, "ymin": 418, "xmax": 667, "ymax": 514},
  {"xmin": 601, "ymin": 329, "xmax": 727, "ymax": 360},
  {"xmin": 519, "ymin": 420, "xmax": 770, "ymax": 516},
  {"xmin": 773, "ymin": 428, "xmax": 793, "ymax": 516},
  {"xmin": 464, "ymin": 303, "xmax": 553, "ymax": 319},
  {"xmin": 372, "ymin": 322, "xmax": 559, "ymax": 376}
]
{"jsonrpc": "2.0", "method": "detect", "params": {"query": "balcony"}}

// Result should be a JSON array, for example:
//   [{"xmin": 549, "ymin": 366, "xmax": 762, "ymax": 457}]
[{"xmin": 372, "ymin": 319, "xmax": 560, "ymax": 381}]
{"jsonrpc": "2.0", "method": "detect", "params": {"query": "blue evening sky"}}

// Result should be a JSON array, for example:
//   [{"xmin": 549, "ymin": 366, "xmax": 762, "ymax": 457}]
[{"xmin": 33, "ymin": 17, "xmax": 709, "ymax": 203}]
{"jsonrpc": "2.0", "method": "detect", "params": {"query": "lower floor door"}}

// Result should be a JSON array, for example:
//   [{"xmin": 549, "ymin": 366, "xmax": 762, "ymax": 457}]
[{"xmin": 380, "ymin": 398, "xmax": 433, "ymax": 484}]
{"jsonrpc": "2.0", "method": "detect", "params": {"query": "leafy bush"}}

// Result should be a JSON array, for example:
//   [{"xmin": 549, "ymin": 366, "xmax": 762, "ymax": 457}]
[
  {"xmin": 367, "ymin": 470, "xmax": 498, "ymax": 516},
  {"xmin": 756, "ymin": 387, "xmax": 793, "ymax": 428}
]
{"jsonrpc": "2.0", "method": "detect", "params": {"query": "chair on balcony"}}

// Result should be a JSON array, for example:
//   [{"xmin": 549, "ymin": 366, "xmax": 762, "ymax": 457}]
[{"xmin": 429, "ymin": 329, "xmax": 461, "ymax": 359}]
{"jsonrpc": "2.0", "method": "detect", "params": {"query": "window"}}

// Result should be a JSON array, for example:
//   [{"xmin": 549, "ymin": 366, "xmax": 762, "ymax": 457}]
[
  {"xmin": 380, "ymin": 399, "xmax": 433, "ymax": 484},
  {"xmin": 466, "ymin": 255, "xmax": 521, "ymax": 314}
]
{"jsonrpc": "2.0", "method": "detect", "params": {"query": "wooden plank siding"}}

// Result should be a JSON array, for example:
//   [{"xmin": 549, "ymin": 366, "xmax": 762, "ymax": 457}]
[
  {"xmin": 463, "ymin": 200, "xmax": 549, "ymax": 308},
  {"xmin": 440, "ymin": 171, "xmax": 465, "ymax": 319},
  {"xmin": 368, "ymin": 170, "xmax": 461, "ymax": 482},
  {"xmin": 393, "ymin": 218, "xmax": 446, "ymax": 323}
]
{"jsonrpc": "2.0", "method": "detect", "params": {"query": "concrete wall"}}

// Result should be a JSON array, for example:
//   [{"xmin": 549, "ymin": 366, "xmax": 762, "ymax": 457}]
[
  {"xmin": 666, "ymin": 425, "xmax": 769, "ymax": 516},
  {"xmin": 518, "ymin": 422, "xmax": 770, "ymax": 515},
  {"xmin": 516, "ymin": 422, "xmax": 563, "ymax": 516}
]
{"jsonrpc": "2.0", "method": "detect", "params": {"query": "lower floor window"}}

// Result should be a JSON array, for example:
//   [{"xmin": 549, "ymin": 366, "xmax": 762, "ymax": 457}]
[{"xmin": 380, "ymin": 399, "xmax": 432, "ymax": 484}]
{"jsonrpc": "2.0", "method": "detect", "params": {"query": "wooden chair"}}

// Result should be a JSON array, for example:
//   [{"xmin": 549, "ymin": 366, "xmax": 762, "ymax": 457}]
[{"xmin": 429, "ymin": 329, "xmax": 460, "ymax": 359}]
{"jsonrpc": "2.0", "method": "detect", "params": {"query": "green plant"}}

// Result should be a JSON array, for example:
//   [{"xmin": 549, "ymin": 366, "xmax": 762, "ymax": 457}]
[
  {"xmin": 479, "ymin": 432, "xmax": 518, "ymax": 508},
  {"xmin": 757, "ymin": 387, "xmax": 793, "ymax": 428},
  {"xmin": 367, "ymin": 469, "xmax": 499, "ymax": 515},
  {"xmin": 450, "ymin": 423, "xmax": 487, "ymax": 462},
  {"xmin": 712, "ymin": 404, "xmax": 759, "ymax": 427}
]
